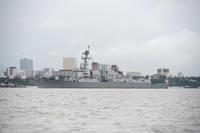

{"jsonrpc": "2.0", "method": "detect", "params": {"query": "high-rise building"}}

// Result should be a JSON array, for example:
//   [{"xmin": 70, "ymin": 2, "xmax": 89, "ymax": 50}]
[
  {"xmin": 20, "ymin": 58, "xmax": 33, "ymax": 70},
  {"xmin": 20, "ymin": 58, "xmax": 33, "ymax": 78},
  {"xmin": 63, "ymin": 57, "xmax": 77, "ymax": 70}
]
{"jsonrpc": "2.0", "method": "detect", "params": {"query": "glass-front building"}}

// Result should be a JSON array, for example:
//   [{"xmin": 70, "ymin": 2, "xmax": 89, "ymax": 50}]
[
  {"xmin": 20, "ymin": 58, "xmax": 33, "ymax": 78},
  {"xmin": 20, "ymin": 58, "xmax": 33, "ymax": 70}
]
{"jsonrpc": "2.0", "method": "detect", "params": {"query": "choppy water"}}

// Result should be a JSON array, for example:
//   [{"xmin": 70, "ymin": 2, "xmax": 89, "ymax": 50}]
[{"xmin": 0, "ymin": 88, "xmax": 200, "ymax": 133}]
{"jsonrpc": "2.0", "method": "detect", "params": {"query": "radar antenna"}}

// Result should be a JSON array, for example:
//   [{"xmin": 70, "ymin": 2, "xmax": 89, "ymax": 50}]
[{"xmin": 81, "ymin": 45, "xmax": 92, "ymax": 72}]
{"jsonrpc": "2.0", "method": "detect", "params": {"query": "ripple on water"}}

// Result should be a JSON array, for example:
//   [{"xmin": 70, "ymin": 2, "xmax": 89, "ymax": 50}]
[{"xmin": 0, "ymin": 88, "xmax": 200, "ymax": 133}]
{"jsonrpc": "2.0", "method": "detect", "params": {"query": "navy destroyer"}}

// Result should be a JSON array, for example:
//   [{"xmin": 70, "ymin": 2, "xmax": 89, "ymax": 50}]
[{"xmin": 38, "ymin": 46, "xmax": 168, "ymax": 88}]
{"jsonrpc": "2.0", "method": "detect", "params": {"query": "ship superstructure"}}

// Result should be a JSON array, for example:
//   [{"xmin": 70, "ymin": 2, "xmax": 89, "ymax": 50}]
[{"xmin": 80, "ymin": 45, "xmax": 92, "ymax": 79}]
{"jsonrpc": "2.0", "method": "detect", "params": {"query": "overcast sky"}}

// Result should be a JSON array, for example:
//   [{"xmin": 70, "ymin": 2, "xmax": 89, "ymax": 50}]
[{"xmin": 0, "ymin": 0, "xmax": 200, "ymax": 76}]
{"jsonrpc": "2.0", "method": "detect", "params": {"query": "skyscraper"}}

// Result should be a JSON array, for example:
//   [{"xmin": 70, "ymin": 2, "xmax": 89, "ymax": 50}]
[
  {"xmin": 20, "ymin": 58, "xmax": 33, "ymax": 70},
  {"xmin": 20, "ymin": 58, "xmax": 33, "ymax": 78}
]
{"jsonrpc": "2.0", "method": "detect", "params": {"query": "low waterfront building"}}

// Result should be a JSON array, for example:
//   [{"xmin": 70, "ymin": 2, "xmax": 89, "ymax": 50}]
[
  {"xmin": 157, "ymin": 68, "xmax": 170, "ymax": 77},
  {"xmin": 126, "ymin": 72, "xmax": 141, "ymax": 78},
  {"xmin": 17, "ymin": 70, "xmax": 26, "ymax": 79},
  {"xmin": 6, "ymin": 67, "xmax": 18, "ymax": 79},
  {"xmin": 42, "ymin": 68, "xmax": 54, "ymax": 78}
]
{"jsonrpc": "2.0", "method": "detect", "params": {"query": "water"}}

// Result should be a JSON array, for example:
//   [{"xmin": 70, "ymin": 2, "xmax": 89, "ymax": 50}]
[{"xmin": 0, "ymin": 88, "xmax": 200, "ymax": 133}]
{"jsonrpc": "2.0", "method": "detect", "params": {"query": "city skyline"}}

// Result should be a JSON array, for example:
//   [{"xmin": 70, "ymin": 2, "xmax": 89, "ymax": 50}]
[
  {"xmin": 0, "ymin": 56, "xmax": 191, "ymax": 77},
  {"xmin": 1, "ymin": 0, "xmax": 200, "ymax": 76}
]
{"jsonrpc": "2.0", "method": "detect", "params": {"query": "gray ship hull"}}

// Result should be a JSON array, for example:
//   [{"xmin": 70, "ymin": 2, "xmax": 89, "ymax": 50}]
[{"xmin": 37, "ymin": 80, "xmax": 168, "ymax": 88}]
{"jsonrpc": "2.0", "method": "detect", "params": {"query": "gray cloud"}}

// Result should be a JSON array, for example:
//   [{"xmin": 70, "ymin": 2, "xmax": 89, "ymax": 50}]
[
  {"xmin": 95, "ymin": 29, "xmax": 200, "ymax": 76},
  {"xmin": 0, "ymin": 0, "xmax": 200, "ymax": 76}
]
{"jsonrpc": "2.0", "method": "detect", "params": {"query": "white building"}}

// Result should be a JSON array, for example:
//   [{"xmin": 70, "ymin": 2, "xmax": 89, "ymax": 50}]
[
  {"xmin": 42, "ymin": 68, "xmax": 54, "ymax": 78},
  {"xmin": 63, "ymin": 57, "xmax": 77, "ymax": 70},
  {"xmin": 15, "ymin": 70, "xmax": 26, "ymax": 79},
  {"xmin": 6, "ymin": 67, "xmax": 18, "ymax": 79}
]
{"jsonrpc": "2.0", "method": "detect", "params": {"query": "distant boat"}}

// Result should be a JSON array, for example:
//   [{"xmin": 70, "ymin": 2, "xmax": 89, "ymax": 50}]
[{"xmin": 184, "ymin": 85, "xmax": 199, "ymax": 88}]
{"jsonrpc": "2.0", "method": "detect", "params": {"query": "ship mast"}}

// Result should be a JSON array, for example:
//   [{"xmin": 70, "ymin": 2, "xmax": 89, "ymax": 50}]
[{"xmin": 81, "ymin": 45, "xmax": 92, "ymax": 72}]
